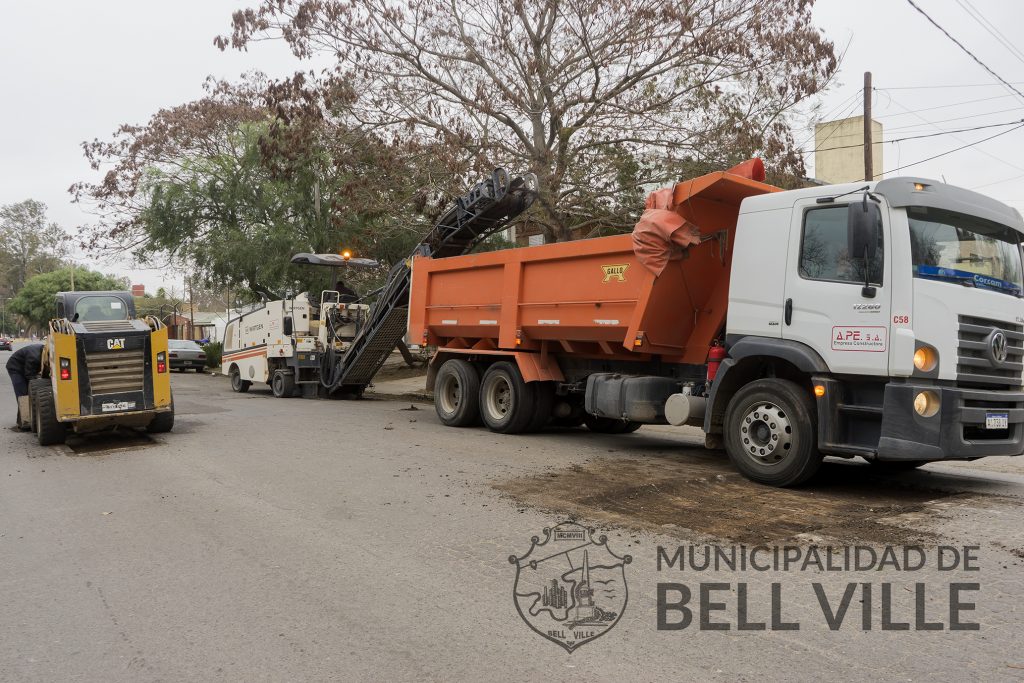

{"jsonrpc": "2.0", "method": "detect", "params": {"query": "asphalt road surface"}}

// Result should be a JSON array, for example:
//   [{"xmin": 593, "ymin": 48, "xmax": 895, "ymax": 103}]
[{"xmin": 2, "ymin": 344, "xmax": 1023, "ymax": 681}]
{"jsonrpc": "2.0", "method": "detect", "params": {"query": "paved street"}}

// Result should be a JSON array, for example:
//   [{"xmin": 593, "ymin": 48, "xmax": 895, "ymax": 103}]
[{"xmin": 2, "ymin": 346, "xmax": 1024, "ymax": 682}]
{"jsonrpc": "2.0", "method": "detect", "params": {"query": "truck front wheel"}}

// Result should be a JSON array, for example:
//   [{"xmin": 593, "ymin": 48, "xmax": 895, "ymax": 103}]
[
  {"xmin": 723, "ymin": 379, "xmax": 820, "ymax": 487},
  {"xmin": 230, "ymin": 367, "xmax": 251, "ymax": 393},
  {"xmin": 434, "ymin": 359, "xmax": 481, "ymax": 427},
  {"xmin": 479, "ymin": 362, "xmax": 534, "ymax": 434}
]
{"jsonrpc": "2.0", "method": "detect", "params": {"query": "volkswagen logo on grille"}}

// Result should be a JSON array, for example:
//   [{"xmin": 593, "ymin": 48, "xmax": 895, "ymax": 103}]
[{"xmin": 989, "ymin": 330, "xmax": 1009, "ymax": 365}]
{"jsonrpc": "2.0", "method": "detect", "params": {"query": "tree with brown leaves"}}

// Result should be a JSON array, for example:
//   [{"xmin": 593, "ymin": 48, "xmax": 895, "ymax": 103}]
[{"xmin": 220, "ymin": 0, "xmax": 836, "ymax": 242}]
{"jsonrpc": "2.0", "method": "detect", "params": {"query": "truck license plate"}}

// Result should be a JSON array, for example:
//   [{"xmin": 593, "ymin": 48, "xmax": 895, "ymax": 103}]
[{"xmin": 985, "ymin": 412, "xmax": 1009, "ymax": 430}]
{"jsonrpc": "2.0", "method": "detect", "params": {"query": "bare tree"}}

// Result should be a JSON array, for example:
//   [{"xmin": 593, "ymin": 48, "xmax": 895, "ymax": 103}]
[
  {"xmin": 0, "ymin": 199, "xmax": 72, "ymax": 295},
  {"xmin": 220, "ymin": 0, "xmax": 836, "ymax": 242}
]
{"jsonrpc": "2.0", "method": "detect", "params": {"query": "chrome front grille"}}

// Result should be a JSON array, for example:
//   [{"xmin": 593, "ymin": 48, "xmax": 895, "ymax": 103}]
[
  {"xmin": 85, "ymin": 349, "xmax": 146, "ymax": 394},
  {"xmin": 957, "ymin": 315, "xmax": 1024, "ymax": 388}
]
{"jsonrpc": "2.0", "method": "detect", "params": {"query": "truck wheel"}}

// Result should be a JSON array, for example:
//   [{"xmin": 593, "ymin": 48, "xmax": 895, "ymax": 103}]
[
  {"xmin": 584, "ymin": 414, "xmax": 642, "ymax": 434},
  {"xmin": 526, "ymin": 381, "xmax": 555, "ymax": 432},
  {"xmin": 434, "ymin": 359, "xmax": 481, "ymax": 427},
  {"xmin": 230, "ymin": 367, "xmax": 251, "ymax": 393},
  {"xmin": 723, "ymin": 378, "xmax": 820, "ymax": 487},
  {"xmin": 147, "ymin": 395, "xmax": 175, "ymax": 433},
  {"xmin": 271, "ymin": 370, "xmax": 296, "ymax": 398},
  {"xmin": 479, "ymin": 362, "xmax": 535, "ymax": 434},
  {"xmin": 34, "ymin": 384, "xmax": 66, "ymax": 446}
]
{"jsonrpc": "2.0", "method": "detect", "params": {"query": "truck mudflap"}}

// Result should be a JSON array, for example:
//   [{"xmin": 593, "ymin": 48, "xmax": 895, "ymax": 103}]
[{"xmin": 876, "ymin": 383, "xmax": 1024, "ymax": 461}]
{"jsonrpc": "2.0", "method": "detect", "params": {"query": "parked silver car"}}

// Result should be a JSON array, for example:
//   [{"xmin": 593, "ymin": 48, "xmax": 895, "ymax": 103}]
[{"xmin": 169, "ymin": 339, "xmax": 207, "ymax": 372}]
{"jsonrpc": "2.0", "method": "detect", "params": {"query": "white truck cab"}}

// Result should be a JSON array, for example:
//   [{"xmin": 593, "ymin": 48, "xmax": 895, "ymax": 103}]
[{"xmin": 710, "ymin": 177, "xmax": 1024, "ymax": 483}]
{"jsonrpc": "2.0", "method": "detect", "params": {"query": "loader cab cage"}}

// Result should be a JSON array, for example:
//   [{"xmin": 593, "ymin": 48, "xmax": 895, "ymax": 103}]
[
  {"xmin": 293, "ymin": 167, "xmax": 538, "ymax": 394},
  {"xmin": 55, "ymin": 291, "xmax": 136, "ymax": 322}
]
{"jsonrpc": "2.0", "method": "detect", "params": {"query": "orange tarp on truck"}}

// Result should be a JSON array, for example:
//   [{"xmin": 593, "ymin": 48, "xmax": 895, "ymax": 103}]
[{"xmin": 408, "ymin": 161, "xmax": 780, "ymax": 366}]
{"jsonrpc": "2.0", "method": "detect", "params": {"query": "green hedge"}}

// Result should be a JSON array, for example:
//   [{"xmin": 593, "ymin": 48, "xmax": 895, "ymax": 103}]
[{"xmin": 202, "ymin": 341, "xmax": 223, "ymax": 369}]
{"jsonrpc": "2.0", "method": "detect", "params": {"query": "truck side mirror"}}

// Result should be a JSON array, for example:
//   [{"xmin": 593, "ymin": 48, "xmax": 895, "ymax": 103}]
[
  {"xmin": 848, "ymin": 199, "xmax": 881, "ymax": 260},
  {"xmin": 283, "ymin": 316, "xmax": 293, "ymax": 336}
]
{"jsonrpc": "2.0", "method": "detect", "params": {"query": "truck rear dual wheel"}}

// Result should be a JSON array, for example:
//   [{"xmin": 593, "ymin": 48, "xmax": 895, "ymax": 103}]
[
  {"xmin": 32, "ymin": 382, "xmax": 66, "ymax": 446},
  {"xmin": 479, "ymin": 362, "xmax": 542, "ymax": 434},
  {"xmin": 723, "ymin": 378, "xmax": 821, "ymax": 487},
  {"xmin": 434, "ymin": 359, "xmax": 481, "ymax": 427}
]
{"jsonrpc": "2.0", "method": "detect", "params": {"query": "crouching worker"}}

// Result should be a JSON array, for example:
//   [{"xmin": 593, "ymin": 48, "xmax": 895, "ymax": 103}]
[{"xmin": 6, "ymin": 343, "xmax": 43, "ymax": 427}]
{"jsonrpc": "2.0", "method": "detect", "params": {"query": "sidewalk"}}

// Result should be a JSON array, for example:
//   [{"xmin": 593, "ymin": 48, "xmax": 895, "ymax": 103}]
[{"xmin": 366, "ymin": 373, "xmax": 432, "ymax": 402}]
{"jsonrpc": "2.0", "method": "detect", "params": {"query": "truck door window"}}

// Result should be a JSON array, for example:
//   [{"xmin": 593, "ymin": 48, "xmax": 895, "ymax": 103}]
[{"xmin": 799, "ymin": 205, "xmax": 883, "ymax": 285}]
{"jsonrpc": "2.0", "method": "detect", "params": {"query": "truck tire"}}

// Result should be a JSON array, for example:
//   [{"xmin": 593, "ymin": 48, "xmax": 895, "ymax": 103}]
[
  {"xmin": 479, "ymin": 362, "xmax": 535, "ymax": 434},
  {"xmin": 526, "ymin": 381, "xmax": 555, "ymax": 432},
  {"xmin": 434, "ymin": 359, "xmax": 481, "ymax": 427},
  {"xmin": 230, "ymin": 367, "xmax": 251, "ymax": 393},
  {"xmin": 271, "ymin": 370, "xmax": 296, "ymax": 398},
  {"xmin": 584, "ymin": 414, "xmax": 642, "ymax": 434},
  {"xmin": 723, "ymin": 378, "xmax": 821, "ymax": 487},
  {"xmin": 33, "ymin": 383, "xmax": 66, "ymax": 446},
  {"xmin": 147, "ymin": 395, "xmax": 175, "ymax": 433}
]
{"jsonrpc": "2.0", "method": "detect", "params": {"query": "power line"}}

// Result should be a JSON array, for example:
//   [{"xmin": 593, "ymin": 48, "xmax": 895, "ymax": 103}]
[
  {"xmin": 905, "ymin": 0, "xmax": 1024, "ymax": 104},
  {"xmin": 955, "ymin": 0, "xmax": 1024, "ymax": 66},
  {"xmin": 871, "ymin": 92, "xmax": 1020, "ymax": 119},
  {"xmin": 798, "ymin": 93, "xmax": 863, "ymax": 152},
  {"xmin": 802, "ymin": 118, "xmax": 1024, "ymax": 155},
  {"xmin": 971, "ymin": 172, "xmax": 1024, "ymax": 191},
  {"xmin": 875, "ymin": 122, "xmax": 1024, "ymax": 177},
  {"xmin": 882, "ymin": 82, "xmax": 1024, "ymax": 90},
  {"xmin": 883, "ymin": 92, "xmax": 1024, "ymax": 174},
  {"xmin": 884, "ymin": 105, "xmax": 1024, "ymax": 132}
]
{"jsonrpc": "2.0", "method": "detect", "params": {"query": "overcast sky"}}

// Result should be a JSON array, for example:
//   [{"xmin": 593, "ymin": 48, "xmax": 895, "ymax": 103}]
[{"xmin": 2, "ymin": 0, "xmax": 1023, "ymax": 295}]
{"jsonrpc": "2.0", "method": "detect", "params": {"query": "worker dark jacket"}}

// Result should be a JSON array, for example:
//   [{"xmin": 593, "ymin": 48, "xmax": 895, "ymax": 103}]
[{"xmin": 5, "ymin": 344, "xmax": 43, "ymax": 378}]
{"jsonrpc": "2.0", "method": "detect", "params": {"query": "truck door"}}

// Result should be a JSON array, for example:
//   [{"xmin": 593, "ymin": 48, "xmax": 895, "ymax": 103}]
[{"xmin": 782, "ymin": 198, "xmax": 892, "ymax": 376}]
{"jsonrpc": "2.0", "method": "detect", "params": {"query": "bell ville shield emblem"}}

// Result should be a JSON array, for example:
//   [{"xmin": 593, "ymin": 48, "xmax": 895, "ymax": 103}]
[{"xmin": 509, "ymin": 522, "xmax": 632, "ymax": 653}]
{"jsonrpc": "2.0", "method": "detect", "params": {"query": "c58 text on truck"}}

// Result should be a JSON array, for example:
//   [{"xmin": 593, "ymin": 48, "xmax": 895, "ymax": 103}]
[{"xmin": 408, "ymin": 160, "xmax": 1024, "ymax": 486}]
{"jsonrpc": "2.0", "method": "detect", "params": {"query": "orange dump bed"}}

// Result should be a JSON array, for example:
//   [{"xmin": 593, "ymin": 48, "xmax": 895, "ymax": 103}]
[{"xmin": 408, "ymin": 163, "xmax": 779, "ymax": 366}]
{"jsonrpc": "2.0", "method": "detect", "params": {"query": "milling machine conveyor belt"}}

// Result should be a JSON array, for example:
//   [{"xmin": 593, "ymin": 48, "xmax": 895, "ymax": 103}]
[{"xmin": 324, "ymin": 168, "xmax": 537, "ymax": 393}]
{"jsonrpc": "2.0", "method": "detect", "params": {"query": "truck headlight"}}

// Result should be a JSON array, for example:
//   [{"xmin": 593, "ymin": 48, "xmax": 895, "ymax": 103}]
[
  {"xmin": 913, "ymin": 390, "xmax": 940, "ymax": 418},
  {"xmin": 913, "ymin": 346, "xmax": 938, "ymax": 372}
]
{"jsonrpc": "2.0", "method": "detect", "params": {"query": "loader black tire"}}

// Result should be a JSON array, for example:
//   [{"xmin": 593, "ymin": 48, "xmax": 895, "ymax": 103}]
[
  {"xmin": 434, "ymin": 359, "xmax": 481, "ymax": 427},
  {"xmin": 27, "ymin": 378, "xmax": 49, "ymax": 434},
  {"xmin": 479, "ymin": 362, "xmax": 535, "ymax": 434},
  {"xmin": 584, "ymin": 414, "xmax": 642, "ymax": 434},
  {"xmin": 271, "ymin": 370, "xmax": 296, "ymax": 398},
  {"xmin": 147, "ymin": 407, "xmax": 175, "ymax": 434},
  {"xmin": 230, "ymin": 366, "xmax": 251, "ymax": 393},
  {"xmin": 723, "ymin": 378, "xmax": 821, "ymax": 487},
  {"xmin": 33, "ymin": 383, "xmax": 66, "ymax": 446}
]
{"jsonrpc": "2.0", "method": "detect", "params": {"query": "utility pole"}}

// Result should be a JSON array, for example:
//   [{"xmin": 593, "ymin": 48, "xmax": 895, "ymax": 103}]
[
  {"xmin": 863, "ymin": 71, "xmax": 873, "ymax": 181},
  {"xmin": 69, "ymin": 262, "xmax": 75, "ymax": 292},
  {"xmin": 188, "ymin": 275, "xmax": 196, "ymax": 341}
]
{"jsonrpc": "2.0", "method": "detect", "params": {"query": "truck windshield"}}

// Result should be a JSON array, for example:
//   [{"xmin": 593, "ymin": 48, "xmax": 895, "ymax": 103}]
[
  {"xmin": 74, "ymin": 295, "xmax": 129, "ymax": 321},
  {"xmin": 908, "ymin": 206, "xmax": 1023, "ymax": 297}
]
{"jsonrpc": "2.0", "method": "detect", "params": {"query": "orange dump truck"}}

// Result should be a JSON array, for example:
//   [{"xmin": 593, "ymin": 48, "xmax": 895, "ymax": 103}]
[
  {"xmin": 409, "ymin": 160, "xmax": 1024, "ymax": 486},
  {"xmin": 408, "ymin": 162, "xmax": 785, "ymax": 462}
]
